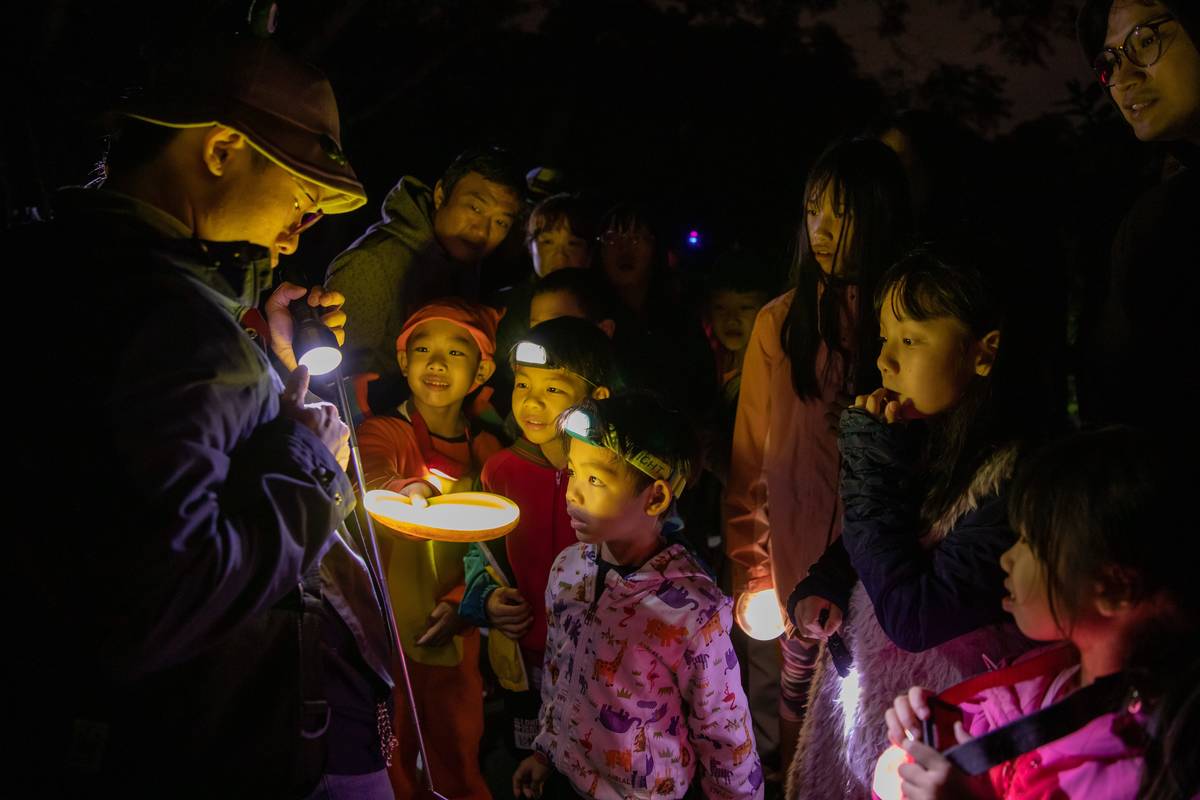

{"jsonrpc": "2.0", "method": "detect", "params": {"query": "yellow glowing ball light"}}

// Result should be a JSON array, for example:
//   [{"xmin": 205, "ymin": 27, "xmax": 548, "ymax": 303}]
[
  {"xmin": 735, "ymin": 588, "xmax": 786, "ymax": 641},
  {"xmin": 364, "ymin": 489, "xmax": 520, "ymax": 543}
]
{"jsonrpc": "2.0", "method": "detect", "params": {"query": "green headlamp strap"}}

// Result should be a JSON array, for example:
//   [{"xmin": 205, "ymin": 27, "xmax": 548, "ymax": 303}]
[{"xmin": 562, "ymin": 409, "xmax": 688, "ymax": 497}]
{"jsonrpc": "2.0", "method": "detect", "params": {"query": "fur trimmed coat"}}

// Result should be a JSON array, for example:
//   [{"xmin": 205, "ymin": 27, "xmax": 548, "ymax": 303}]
[{"xmin": 785, "ymin": 410, "xmax": 1034, "ymax": 798}]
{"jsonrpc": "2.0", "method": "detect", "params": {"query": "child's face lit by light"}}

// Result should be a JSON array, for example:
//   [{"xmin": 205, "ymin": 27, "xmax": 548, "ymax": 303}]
[
  {"xmin": 399, "ymin": 319, "xmax": 486, "ymax": 410},
  {"xmin": 512, "ymin": 365, "xmax": 591, "ymax": 445},
  {"xmin": 530, "ymin": 223, "xmax": 590, "ymax": 277},
  {"xmin": 710, "ymin": 289, "xmax": 767, "ymax": 353},
  {"xmin": 565, "ymin": 438, "xmax": 656, "ymax": 546},
  {"xmin": 875, "ymin": 288, "xmax": 993, "ymax": 418},
  {"xmin": 806, "ymin": 184, "xmax": 854, "ymax": 276},
  {"xmin": 999, "ymin": 534, "xmax": 1060, "ymax": 641}
]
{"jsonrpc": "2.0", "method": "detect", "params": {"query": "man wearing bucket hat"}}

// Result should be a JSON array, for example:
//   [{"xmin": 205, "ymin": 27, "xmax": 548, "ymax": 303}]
[
  {"xmin": 1075, "ymin": 0, "xmax": 1200, "ymax": 427},
  {"xmin": 15, "ymin": 35, "xmax": 397, "ymax": 798}
]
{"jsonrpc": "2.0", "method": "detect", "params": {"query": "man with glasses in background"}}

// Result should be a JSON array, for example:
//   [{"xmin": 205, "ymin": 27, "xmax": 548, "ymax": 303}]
[
  {"xmin": 13, "ymin": 35, "xmax": 399, "ymax": 799},
  {"xmin": 1076, "ymin": 0, "xmax": 1200, "ymax": 428}
]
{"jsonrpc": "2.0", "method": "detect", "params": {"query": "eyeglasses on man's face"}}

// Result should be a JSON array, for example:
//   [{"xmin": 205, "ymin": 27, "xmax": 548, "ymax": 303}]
[
  {"xmin": 290, "ymin": 175, "xmax": 325, "ymax": 232},
  {"xmin": 1093, "ymin": 14, "xmax": 1175, "ymax": 87}
]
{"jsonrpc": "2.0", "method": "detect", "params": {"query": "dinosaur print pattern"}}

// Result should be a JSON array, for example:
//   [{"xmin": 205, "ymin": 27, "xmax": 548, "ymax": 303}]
[{"xmin": 532, "ymin": 542, "xmax": 762, "ymax": 800}]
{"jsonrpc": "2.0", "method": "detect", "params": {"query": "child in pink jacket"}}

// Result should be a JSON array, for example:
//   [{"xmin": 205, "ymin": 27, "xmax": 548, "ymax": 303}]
[
  {"xmin": 878, "ymin": 429, "xmax": 1199, "ymax": 799},
  {"xmin": 513, "ymin": 392, "xmax": 763, "ymax": 800}
]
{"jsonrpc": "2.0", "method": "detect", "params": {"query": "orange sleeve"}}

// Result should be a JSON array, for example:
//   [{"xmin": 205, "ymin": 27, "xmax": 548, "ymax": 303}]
[
  {"xmin": 724, "ymin": 302, "xmax": 778, "ymax": 596},
  {"xmin": 355, "ymin": 417, "xmax": 426, "ymax": 492}
]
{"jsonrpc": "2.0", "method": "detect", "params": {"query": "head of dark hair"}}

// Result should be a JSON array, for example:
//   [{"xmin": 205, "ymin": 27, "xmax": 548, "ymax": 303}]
[
  {"xmin": 1009, "ymin": 427, "xmax": 1195, "ymax": 631},
  {"xmin": 439, "ymin": 145, "xmax": 525, "ymax": 199},
  {"xmin": 780, "ymin": 138, "xmax": 913, "ymax": 400},
  {"xmin": 877, "ymin": 245, "xmax": 1055, "ymax": 522},
  {"xmin": 1008, "ymin": 426, "xmax": 1200, "ymax": 799},
  {"xmin": 708, "ymin": 247, "xmax": 781, "ymax": 298},
  {"xmin": 531, "ymin": 268, "xmax": 618, "ymax": 324},
  {"xmin": 526, "ymin": 193, "xmax": 597, "ymax": 247},
  {"xmin": 520, "ymin": 315, "xmax": 620, "ymax": 389},
  {"xmin": 563, "ymin": 390, "xmax": 698, "ymax": 495},
  {"xmin": 99, "ymin": 117, "xmax": 182, "ymax": 178}
]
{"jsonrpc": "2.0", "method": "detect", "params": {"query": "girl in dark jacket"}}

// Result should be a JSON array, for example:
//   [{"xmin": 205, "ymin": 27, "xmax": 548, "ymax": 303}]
[{"xmin": 783, "ymin": 247, "xmax": 1057, "ymax": 799}]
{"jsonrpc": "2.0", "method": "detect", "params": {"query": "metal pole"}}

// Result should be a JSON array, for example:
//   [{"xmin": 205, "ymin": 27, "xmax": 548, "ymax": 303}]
[{"xmin": 333, "ymin": 369, "xmax": 447, "ymax": 799}]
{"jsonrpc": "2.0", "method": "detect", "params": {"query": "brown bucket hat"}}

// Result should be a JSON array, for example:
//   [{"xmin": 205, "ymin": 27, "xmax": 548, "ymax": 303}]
[{"xmin": 121, "ymin": 36, "xmax": 367, "ymax": 214}]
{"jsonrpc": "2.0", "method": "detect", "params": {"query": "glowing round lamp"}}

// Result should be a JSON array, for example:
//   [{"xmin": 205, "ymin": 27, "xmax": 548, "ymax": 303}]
[
  {"xmin": 735, "ymin": 588, "xmax": 786, "ymax": 641},
  {"xmin": 291, "ymin": 301, "xmax": 343, "ymax": 376},
  {"xmin": 364, "ymin": 490, "xmax": 520, "ymax": 542},
  {"xmin": 870, "ymin": 744, "xmax": 908, "ymax": 800}
]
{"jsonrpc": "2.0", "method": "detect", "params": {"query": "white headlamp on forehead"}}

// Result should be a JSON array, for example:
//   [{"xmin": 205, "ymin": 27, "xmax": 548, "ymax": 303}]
[
  {"xmin": 562, "ymin": 408, "xmax": 688, "ymax": 497},
  {"xmin": 511, "ymin": 340, "xmax": 596, "ymax": 387},
  {"xmin": 513, "ymin": 341, "xmax": 550, "ymax": 367}
]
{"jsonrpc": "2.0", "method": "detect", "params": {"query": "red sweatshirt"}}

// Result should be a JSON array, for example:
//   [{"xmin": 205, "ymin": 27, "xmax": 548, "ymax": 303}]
[{"xmin": 480, "ymin": 438, "xmax": 577, "ymax": 659}]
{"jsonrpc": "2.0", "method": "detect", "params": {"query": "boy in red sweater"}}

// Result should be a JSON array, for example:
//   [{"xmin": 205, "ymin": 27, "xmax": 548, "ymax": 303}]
[
  {"xmin": 461, "ymin": 315, "xmax": 619, "ymax": 758},
  {"xmin": 357, "ymin": 298, "xmax": 504, "ymax": 800}
]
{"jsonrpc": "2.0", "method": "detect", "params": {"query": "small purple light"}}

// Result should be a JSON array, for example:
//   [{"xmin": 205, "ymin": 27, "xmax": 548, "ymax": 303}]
[{"xmin": 687, "ymin": 229, "xmax": 700, "ymax": 246}]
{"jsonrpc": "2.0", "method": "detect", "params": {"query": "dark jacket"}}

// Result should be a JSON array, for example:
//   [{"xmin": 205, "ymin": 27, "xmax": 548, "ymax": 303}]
[
  {"xmin": 1075, "ymin": 0, "xmax": 1200, "ymax": 426},
  {"xmin": 325, "ymin": 176, "xmax": 475, "ymax": 387},
  {"xmin": 788, "ymin": 408, "xmax": 1018, "ymax": 652},
  {"xmin": 16, "ymin": 188, "xmax": 391, "ymax": 797}
]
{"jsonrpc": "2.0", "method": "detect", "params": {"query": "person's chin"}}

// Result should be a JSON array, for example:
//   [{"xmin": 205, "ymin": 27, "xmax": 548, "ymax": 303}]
[{"xmin": 520, "ymin": 424, "xmax": 555, "ymax": 445}]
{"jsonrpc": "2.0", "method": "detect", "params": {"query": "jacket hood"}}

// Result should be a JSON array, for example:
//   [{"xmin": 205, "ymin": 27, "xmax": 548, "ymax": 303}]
[
  {"xmin": 375, "ymin": 175, "xmax": 439, "ymax": 252},
  {"xmin": 587, "ymin": 535, "xmax": 721, "ymax": 609},
  {"xmin": 1078, "ymin": 0, "xmax": 1199, "ymax": 64}
]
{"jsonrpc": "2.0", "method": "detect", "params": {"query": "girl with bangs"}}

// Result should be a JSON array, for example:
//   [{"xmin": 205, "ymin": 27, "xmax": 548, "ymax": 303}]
[
  {"xmin": 725, "ymin": 138, "xmax": 913, "ymax": 776},
  {"xmin": 881, "ymin": 428, "xmax": 1199, "ymax": 799},
  {"xmin": 784, "ymin": 248, "xmax": 1057, "ymax": 798}
]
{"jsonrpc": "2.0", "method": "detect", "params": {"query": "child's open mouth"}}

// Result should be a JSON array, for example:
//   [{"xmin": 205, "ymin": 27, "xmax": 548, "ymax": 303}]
[{"xmin": 422, "ymin": 376, "xmax": 451, "ymax": 391}]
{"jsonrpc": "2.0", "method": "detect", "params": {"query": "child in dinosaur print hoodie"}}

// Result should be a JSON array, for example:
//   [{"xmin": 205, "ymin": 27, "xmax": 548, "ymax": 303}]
[{"xmin": 533, "ymin": 538, "xmax": 763, "ymax": 799}]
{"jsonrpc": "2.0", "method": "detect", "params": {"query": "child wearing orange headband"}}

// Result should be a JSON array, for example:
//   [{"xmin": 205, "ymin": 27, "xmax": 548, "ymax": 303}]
[{"xmin": 357, "ymin": 297, "xmax": 504, "ymax": 800}]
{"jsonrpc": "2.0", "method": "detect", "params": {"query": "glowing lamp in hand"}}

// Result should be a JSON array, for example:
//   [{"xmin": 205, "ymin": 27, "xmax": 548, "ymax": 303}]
[
  {"xmin": 290, "ymin": 299, "xmax": 342, "ymax": 376},
  {"xmin": 870, "ymin": 744, "xmax": 908, "ymax": 800},
  {"xmin": 735, "ymin": 589, "xmax": 785, "ymax": 641}
]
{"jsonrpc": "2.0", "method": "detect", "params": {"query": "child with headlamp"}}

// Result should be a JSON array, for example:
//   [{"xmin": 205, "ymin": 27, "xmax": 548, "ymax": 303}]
[
  {"xmin": 460, "ymin": 316, "xmax": 617, "ymax": 768},
  {"xmin": 512, "ymin": 392, "xmax": 763, "ymax": 800}
]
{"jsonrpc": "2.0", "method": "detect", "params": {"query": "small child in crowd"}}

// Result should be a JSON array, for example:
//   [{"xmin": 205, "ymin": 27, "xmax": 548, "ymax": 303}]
[
  {"xmin": 494, "ymin": 193, "xmax": 598, "ymax": 415},
  {"xmin": 356, "ymin": 298, "xmax": 504, "ymax": 800},
  {"xmin": 880, "ymin": 427, "xmax": 1198, "ymax": 799},
  {"xmin": 530, "ymin": 266, "xmax": 618, "ymax": 337},
  {"xmin": 703, "ymin": 248, "xmax": 774, "ymax": 482},
  {"xmin": 513, "ymin": 392, "xmax": 764, "ymax": 800},
  {"xmin": 460, "ymin": 316, "xmax": 619, "ymax": 763}
]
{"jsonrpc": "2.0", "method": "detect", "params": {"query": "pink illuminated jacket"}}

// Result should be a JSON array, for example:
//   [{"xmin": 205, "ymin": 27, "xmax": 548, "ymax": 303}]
[
  {"xmin": 873, "ymin": 645, "xmax": 1149, "ymax": 800},
  {"xmin": 533, "ymin": 542, "xmax": 763, "ymax": 800}
]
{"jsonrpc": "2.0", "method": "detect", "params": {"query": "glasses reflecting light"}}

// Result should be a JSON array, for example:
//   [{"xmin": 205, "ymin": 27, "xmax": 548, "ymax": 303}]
[{"xmin": 1092, "ymin": 15, "xmax": 1174, "ymax": 87}]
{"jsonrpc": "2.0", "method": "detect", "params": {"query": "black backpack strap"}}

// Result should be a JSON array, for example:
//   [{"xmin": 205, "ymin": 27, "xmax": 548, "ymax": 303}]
[{"xmin": 945, "ymin": 671, "xmax": 1131, "ymax": 775}]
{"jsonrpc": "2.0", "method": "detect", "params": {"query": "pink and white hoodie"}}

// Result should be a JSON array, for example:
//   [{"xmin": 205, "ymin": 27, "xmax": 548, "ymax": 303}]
[{"xmin": 534, "ymin": 541, "xmax": 764, "ymax": 800}]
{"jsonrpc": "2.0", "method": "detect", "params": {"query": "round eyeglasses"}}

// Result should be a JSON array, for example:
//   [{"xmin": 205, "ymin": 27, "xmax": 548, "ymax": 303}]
[
  {"xmin": 291, "ymin": 175, "xmax": 325, "ymax": 232},
  {"xmin": 1092, "ymin": 15, "xmax": 1174, "ymax": 88}
]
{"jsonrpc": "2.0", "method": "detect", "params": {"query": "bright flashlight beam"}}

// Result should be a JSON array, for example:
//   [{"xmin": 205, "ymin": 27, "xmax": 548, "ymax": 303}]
[{"xmin": 299, "ymin": 345, "xmax": 343, "ymax": 376}]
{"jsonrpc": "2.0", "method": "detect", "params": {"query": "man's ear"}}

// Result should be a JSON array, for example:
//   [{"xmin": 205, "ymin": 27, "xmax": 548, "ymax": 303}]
[
  {"xmin": 202, "ymin": 125, "xmax": 250, "ymax": 177},
  {"xmin": 397, "ymin": 349, "xmax": 410, "ymax": 376},
  {"xmin": 433, "ymin": 180, "xmax": 446, "ymax": 211},
  {"xmin": 644, "ymin": 479, "xmax": 673, "ymax": 517},
  {"xmin": 591, "ymin": 385, "xmax": 611, "ymax": 400},
  {"xmin": 475, "ymin": 358, "xmax": 497, "ymax": 386},
  {"xmin": 598, "ymin": 319, "xmax": 616, "ymax": 339},
  {"xmin": 975, "ymin": 329, "xmax": 1001, "ymax": 377}
]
